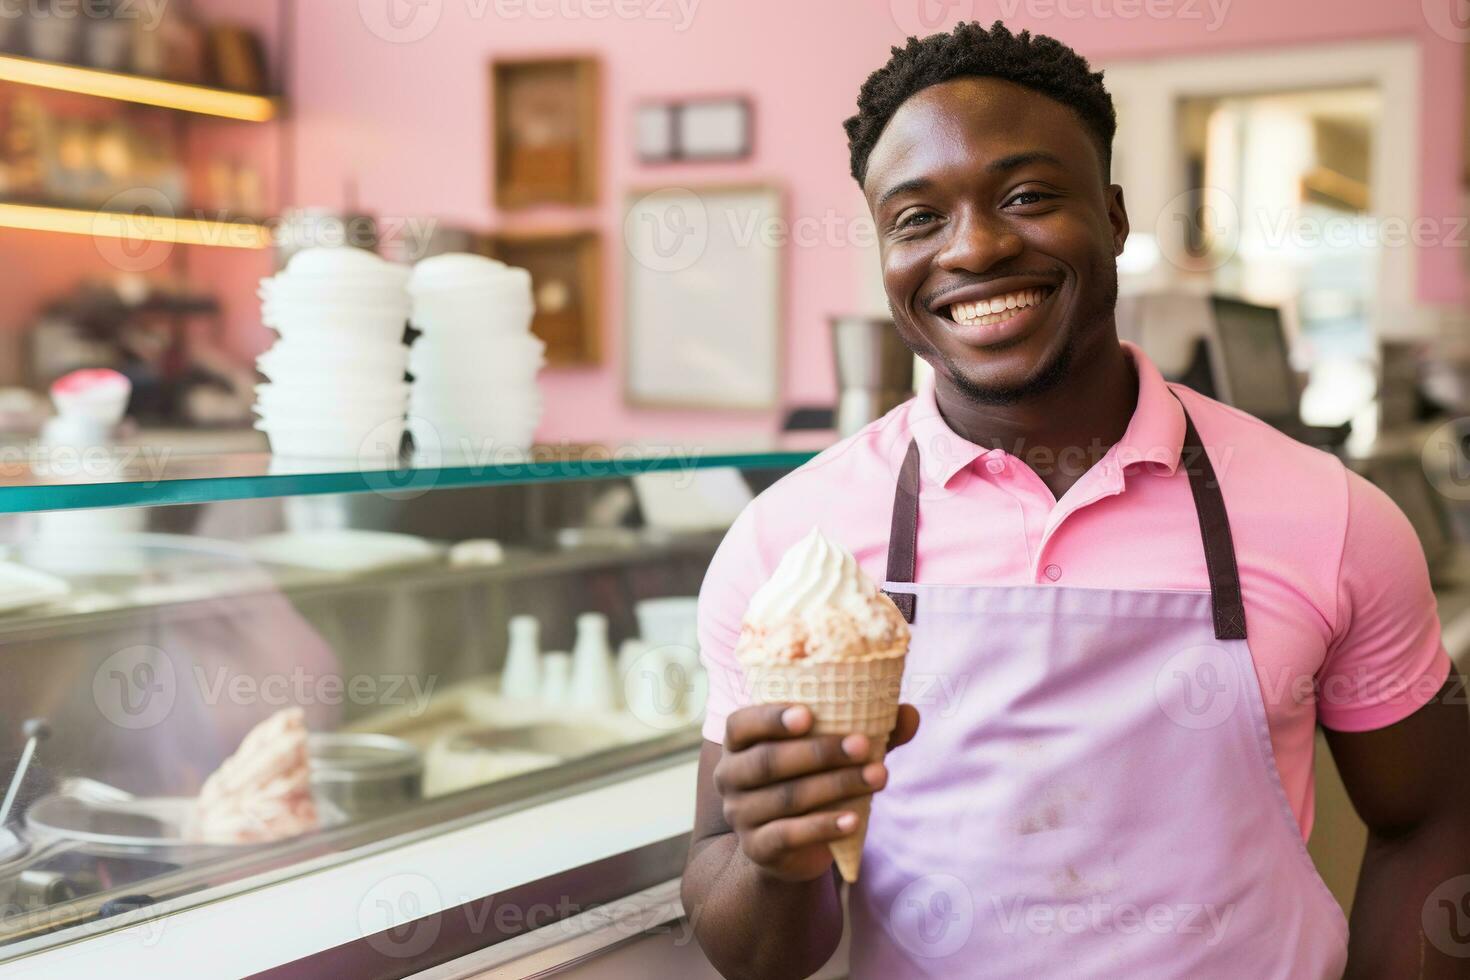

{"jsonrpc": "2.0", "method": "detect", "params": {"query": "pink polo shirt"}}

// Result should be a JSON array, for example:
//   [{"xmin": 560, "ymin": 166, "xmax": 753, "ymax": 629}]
[{"xmin": 698, "ymin": 342, "xmax": 1450, "ymax": 839}]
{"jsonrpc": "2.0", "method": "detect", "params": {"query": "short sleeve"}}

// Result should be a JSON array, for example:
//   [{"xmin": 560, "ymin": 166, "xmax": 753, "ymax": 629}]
[
  {"xmin": 1316, "ymin": 471, "xmax": 1452, "ymax": 732},
  {"xmin": 697, "ymin": 503, "xmax": 770, "ymax": 743}
]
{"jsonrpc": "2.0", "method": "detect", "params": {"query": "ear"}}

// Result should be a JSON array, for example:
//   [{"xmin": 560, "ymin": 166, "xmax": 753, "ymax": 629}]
[{"xmin": 1107, "ymin": 184, "xmax": 1130, "ymax": 257}]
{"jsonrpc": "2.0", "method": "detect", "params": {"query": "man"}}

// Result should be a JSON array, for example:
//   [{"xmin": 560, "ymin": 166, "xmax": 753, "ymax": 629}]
[{"xmin": 681, "ymin": 21, "xmax": 1470, "ymax": 980}]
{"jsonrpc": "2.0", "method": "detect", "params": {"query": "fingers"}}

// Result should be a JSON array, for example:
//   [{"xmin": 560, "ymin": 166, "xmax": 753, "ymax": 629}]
[
  {"xmin": 715, "ymin": 731, "xmax": 872, "ymax": 793},
  {"xmin": 724, "ymin": 762, "xmax": 886, "ymax": 829},
  {"xmin": 743, "ymin": 811, "xmax": 860, "ymax": 867},
  {"xmin": 726, "ymin": 703, "xmax": 922, "ymax": 754},
  {"xmin": 889, "ymin": 704, "xmax": 922, "ymax": 751},
  {"xmin": 715, "ymin": 702, "xmax": 909, "ymax": 880},
  {"xmin": 723, "ymin": 704, "xmax": 813, "ymax": 752}
]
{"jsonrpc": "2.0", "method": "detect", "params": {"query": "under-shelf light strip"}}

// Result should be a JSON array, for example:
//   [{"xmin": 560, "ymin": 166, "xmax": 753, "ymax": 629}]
[
  {"xmin": 0, "ymin": 203, "xmax": 272, "ymax": 250},
  {"xmin": 0, "ymin": 55, "xmax": 277, "ymax": 122}
]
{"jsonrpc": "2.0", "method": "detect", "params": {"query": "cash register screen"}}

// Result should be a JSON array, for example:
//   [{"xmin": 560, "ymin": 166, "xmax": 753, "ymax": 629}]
[{"xmin": 1210, "ymin": 299, "xmax": 1298, "ymax": 419}]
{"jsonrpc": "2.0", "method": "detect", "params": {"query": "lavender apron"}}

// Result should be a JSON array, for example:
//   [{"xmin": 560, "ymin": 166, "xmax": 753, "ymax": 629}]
[{"xmin": 850, "ymin": 407, "xmax": 1349, "ymax": 978}]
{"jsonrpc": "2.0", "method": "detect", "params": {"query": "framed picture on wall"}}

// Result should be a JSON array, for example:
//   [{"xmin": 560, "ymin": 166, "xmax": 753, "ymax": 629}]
[
  {"xmin": 484, "ymin": 230, "xmax": 602, "ymax": 366},
  {"xmin": 635, "ymin": 104, "xmax": 677, "ymax": 162},
  {"xmin": 491, "ymin": 57, "xmax": 600, "ymax": 209},
  {"xmin": 635, "ymin": 97, "xmax": 752, "ymax": 163},
  {"xmin": 680, "ymin": 98, "xmax": 752, "ymax": 160},
  {"xmin": 624, "ymin": 184, "xmax": 781, "ymax": 409}
]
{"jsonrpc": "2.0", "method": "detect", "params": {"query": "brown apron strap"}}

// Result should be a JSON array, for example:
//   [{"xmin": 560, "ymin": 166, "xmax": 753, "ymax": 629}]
[
  {"xmin": 880, "ymin": 402, "xmax": 1248, "ymax": 640},
  {"xmin": 1177, "ymin": 403, "xmax": 1248, "ymax": 640},
  {"xmin": 881, "ymin": 439, "xmax": 921, "ymax": 622}
]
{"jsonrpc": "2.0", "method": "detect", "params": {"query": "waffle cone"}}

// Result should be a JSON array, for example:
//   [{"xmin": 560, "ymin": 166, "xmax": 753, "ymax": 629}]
[{"xmin": 744, "ymin": 653, "xmax": 906, "ymax": 882}]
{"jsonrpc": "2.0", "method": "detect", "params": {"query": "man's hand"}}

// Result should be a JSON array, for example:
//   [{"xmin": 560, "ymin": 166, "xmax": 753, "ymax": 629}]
[
  {"xmin": 713, "ymin": 702, "xmax": 921, "ymax": 882},
  {"xmin": 683, "ymin": 702, "xmax": 921, "ymax": 979}
]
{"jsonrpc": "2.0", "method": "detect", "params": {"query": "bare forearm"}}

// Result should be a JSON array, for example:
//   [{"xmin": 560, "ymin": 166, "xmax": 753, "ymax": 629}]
[
  {"xmin": 1344, "ymin": 817, "xmax": 1470, "ymax": 979},
  {"xmin": 683, "ymin": 832, "xmax": 844, "ymax": 980}
]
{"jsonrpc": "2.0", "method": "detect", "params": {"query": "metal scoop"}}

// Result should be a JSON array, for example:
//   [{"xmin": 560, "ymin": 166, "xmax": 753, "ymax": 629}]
[{"xmin": 0, "ymin": 719, "xmax": 51, "ymax": 828}]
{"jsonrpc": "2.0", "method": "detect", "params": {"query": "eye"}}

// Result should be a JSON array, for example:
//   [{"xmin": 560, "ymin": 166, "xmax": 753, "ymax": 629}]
[
  {"xmin": 895, "ymin": 209, "xmax": 937, "ymax": 231},
  {"xmin": 1004, "ymin": 190, "xmax": 1055, "ymax": 208}
]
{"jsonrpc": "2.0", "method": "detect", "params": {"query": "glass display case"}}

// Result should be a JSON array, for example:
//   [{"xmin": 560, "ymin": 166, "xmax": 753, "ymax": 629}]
[{"xmin": 0, "ymin": 445, "xmax": 815, "ymax": 973}]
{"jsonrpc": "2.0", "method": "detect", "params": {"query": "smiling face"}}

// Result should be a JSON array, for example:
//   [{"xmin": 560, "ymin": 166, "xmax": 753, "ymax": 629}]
[{"xmin": 863, "ymin": 76, "xmax": 1129, "ymax": 404}]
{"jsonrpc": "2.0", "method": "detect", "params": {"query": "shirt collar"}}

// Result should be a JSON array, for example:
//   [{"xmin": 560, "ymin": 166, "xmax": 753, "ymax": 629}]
[
  {"xmin": 902, "ymin": 340, "xmax": 1185, "ymax": 488},
  {"xmin": 1113, "ymin": 341, "xmax": 1185, "ymax": 476},
  {"xmin": 905, "ymin": 374, "xmax": 989, "ymax": 487}
]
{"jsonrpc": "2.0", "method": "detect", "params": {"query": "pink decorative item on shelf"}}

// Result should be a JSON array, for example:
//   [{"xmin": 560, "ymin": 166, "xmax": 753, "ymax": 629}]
[{"xmin": 49, "ymin": 368, "xmax": 131, "ymax": 426}]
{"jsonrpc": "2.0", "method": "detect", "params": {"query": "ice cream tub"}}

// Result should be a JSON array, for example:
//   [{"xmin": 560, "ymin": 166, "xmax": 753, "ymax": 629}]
[{"xmin": 308, "ymin": 733, "xmax": 423, "ymax": 817}]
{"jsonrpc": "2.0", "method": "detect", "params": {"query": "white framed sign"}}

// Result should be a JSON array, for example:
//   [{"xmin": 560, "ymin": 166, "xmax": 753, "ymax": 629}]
[{"xmin": 623, "ymin": 185, "xmax": 782, "ymax": 409}]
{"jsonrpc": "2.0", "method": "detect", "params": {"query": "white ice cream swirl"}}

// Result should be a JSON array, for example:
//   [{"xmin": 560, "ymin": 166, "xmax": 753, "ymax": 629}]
[
  {"xmin": 738, "ymin": 528, "xmax": 908, "ymax": 665},
  {"xmin": 746, "ymin": 527, "xmax": 874, "ymax": 622}
]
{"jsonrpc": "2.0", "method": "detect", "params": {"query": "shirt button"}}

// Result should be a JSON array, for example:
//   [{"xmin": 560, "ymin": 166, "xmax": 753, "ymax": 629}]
[
  {"xmin": 1044, "ymin": 564, "xmax": 1062, "ymax": 581},
  {"xmin": 985, "ymin": 458, "xmax": 1006, "ymax": 475}
]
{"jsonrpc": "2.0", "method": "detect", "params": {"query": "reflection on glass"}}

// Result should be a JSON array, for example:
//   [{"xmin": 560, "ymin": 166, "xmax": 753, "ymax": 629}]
[{"xmin": 0, "ymin": 464, "xmax": 775, "ymax": 960}]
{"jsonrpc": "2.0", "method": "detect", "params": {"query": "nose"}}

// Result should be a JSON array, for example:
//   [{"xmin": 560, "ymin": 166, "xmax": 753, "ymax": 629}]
[{"xmin": 934, "ymin": 208, "xmax": 1023, "ymax": 275}]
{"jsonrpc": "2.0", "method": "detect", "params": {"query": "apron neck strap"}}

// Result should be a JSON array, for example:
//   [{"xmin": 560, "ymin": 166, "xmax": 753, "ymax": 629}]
[
  {"xmin": 883, "ymin": 438, "xmax": 923, "ymax": 623},
  {"xmin": 882, "ymin": 397, "xmax": 1248, "ymax": 641},
  {"xmin": 1177, "ymin": 398, "xmax": 1247, "ymax": 640}
]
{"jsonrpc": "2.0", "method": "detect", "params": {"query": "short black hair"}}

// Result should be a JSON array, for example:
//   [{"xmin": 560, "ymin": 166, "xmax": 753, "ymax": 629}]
[{"xmin": 844, "ymin": 21, "xmax": 1117, "ymax": 186}]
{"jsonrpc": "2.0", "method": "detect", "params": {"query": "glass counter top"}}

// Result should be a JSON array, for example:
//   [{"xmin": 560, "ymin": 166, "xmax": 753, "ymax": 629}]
[
  {"xmin": 0, "ymin": 438, "xmax": 829, "ymax": 513},
  {"xmin": 0, "ymin": 432, "xmax": 825, "ymax": 962}
]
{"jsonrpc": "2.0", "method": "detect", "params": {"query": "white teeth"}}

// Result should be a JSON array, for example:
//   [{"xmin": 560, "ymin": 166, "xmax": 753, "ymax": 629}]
[{"xmin": 948, "ymin": 288, "xmax": 1049, "ymax": 326}]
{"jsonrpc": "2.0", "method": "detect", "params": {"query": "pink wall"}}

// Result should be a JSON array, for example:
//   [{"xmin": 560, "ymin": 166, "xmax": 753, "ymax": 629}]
[
  {"xmin": 282, "ymin": 0, "xmax": 1466, "ymax": 444},
  {"xmin": 2, "ymin": 2, "xmax": 1463, "ymax": 445}
]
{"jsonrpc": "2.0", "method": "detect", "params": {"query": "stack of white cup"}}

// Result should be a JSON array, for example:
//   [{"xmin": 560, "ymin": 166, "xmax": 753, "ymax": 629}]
[
  {"xmin": 406, "ymin": 253, "xmax": 543, "ymax": 458},
  {"xmin": 253, "ymin": 247, "xmax": 412, "ymax": 458}
]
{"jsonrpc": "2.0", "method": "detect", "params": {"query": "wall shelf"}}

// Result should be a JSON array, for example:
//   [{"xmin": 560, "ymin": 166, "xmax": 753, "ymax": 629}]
[
  {"xmin": 0, "ymin": 54, "xmax": 280, "ymax": 122},
  {"xmin": 0, "ymin": 201, "xmax": 273, "ymax": 249}
]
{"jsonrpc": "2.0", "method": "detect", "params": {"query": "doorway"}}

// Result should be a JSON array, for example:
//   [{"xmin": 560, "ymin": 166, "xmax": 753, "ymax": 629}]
[{"xmin": 1178, "ymin": 86, "xmax": 1383, "ymax": 426}]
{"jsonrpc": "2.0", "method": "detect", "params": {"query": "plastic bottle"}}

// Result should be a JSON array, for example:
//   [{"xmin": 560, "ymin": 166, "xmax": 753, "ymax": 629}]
[
  {"xmin": 540, "ymin": 652, "xmax": 571, "ymax": 705},
  {"xmin": 570, "ymin": 612, "xmax": 616, "ymax": 710},
  {"xmin": 500, "ymin": 615, "xmax": 541, "ymax": 700},
  {"xmin": 615, "ymin": 639, "xmax": 649, "ymax": 710}
]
